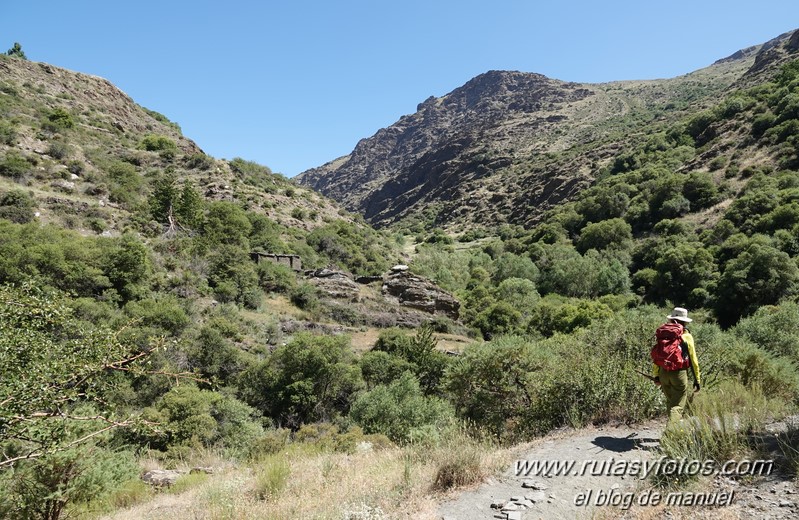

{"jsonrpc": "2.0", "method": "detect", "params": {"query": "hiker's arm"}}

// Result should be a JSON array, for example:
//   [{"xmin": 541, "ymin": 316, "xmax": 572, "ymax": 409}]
[
  {"xmin": 684, "ymin": 332, "xmax": 701, "ymax": 388},
  {"xmin": 651, "ymin": 363, "xmax": 660, "ymax": 384}
]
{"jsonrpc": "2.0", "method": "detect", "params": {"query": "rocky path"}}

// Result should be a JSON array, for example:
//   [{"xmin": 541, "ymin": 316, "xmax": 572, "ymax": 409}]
[
  {"xmin": 437, "ymin": 418, "xmax": 799, "ymax": 520},
  {"xmin": 438, "ymin": 421, "xmax": 663, "ymax": 520}
]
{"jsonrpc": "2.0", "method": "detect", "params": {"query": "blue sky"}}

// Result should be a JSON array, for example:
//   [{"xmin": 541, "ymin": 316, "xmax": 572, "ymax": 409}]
[{"xmin": 3, "ymin": 1, "xmax": 799, "ymax": 177}]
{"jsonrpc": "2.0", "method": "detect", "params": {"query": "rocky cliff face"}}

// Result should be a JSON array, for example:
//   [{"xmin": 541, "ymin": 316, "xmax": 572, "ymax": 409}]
[{"xmin": 297, "ymin": 31, "xmax": 798, "ymax": 230}]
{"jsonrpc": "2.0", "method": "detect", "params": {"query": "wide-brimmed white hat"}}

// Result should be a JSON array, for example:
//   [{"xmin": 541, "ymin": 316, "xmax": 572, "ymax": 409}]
[{"xmin": 667, "ymin": 307, "xmax": 692, "ymax": 323}]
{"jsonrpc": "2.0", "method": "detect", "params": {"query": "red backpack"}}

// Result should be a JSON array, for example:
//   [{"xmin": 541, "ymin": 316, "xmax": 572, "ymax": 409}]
[{"xmin": 651, "ymin": 322, "xmax": 690, "ymax": 371}]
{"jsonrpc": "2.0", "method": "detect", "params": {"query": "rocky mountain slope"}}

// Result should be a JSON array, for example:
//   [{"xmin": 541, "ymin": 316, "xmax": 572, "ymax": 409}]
[
  {"xmin": 0, "ymin": 55, "xmax": 348, "ymax": 234},
  {"xmin": 297, "ymin": 30, "xmax": 799, "ymax": 231}
]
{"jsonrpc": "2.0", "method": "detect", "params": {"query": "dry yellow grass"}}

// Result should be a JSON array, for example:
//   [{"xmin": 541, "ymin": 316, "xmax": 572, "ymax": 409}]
[{"xmin": 100, "ymin": 440, "xmax": 513, "ymax": 520}]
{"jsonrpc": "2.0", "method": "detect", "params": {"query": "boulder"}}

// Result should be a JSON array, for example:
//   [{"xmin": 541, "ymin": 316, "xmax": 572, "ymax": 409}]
[
  {"xmin": 382, "ymin": 270, "xmax": 459, "ymax": 319},
  {"xmin": 141, "ymin": 469, "xmax": 183, "ymax": 488},
  {"xmin": 307, "ymin": 268, "xmax": 360, "ymax": 300}
]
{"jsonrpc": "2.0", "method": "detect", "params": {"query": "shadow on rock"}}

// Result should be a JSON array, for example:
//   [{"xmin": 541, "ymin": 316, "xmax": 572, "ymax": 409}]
[{"xmin": 591, "ymin": 435, "xmax": 660, "ymax": 453}]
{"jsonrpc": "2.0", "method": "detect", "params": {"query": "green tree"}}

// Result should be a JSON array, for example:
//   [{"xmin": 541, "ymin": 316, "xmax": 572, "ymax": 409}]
[
  {"xmin": 650, "ymin": 242, "xmax": 718, "ymax": 308},
  {"xmin": 715, "ymin": 243, "xmax": 799, "ymax": 326},
  {"xmin": 0, "ymin": 284, "xmax": 175, "ymax": 467},
  {"xmin": 238, "ymin": 333, "xmax": 363, "ymax": 429},
  {"xmin": 444, "ymin": 336, "xmax": 550, "ymax": 439},
  {"xmin": 104, "ymin": 234, "xmax": 150, "ymax": 302},
  {"xmin": 576, "ymin": 218, "xmax": 633, "ymax": 253},
  {"xmin": 6, "ymin": 42, "xmax": 26, "ymax": 60},
  {"xmin": 141, "ymin": 385, "xmax": 262, "ymax": 452},
  {"xmin": 495, "ymin": 277, "xmax": 540, "ymax": 315},
  {"xmin": 200, "ymin": 201, "xmax": 252, "ymax": 249},
  {"xmin": 207, "ymin": 244, "xmax": 260, "ymax": 308},
  {"xmin": 474, "ymin": 301, "xmax": 522, "ymax": 339},
  {"xmin": 491, "ymin": 252, "xmax": 539, "ymax": 284},
  {"xmin": 372, "ymin": 325, "xmax": 450, "ymax": 394}
]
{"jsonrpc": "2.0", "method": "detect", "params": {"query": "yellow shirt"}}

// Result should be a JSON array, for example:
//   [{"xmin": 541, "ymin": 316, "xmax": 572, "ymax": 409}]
[{"xmin": 653, "ymin": 330, "xmax": 701, "ymax": 385}]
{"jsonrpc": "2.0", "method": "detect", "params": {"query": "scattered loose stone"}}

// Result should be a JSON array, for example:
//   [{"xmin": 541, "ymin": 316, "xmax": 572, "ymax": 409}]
[
  {"xmin": 522, "ymin": 480, "xmax": 548, "ymax": 490},
  {"xmin": 525, "ymin": 491, "xmax": 546, "ymax": 503},
  {"xmin": 502, "ymin": 503, "xmax": 519, "ymax": 511},
  {"xmin": 141, "ymin": 469, "xmax": 183, "ymax": 488},
  {"xmin": 506, "ymin": 512, "xmax": 522, "ymax": 520},
  {"xmin": 490, "ymin": 500, "xmax": 506, "ymax": 509},
  {"xmin": 779, "ymin": 499, "xmax": 792, "ymax": 507}
]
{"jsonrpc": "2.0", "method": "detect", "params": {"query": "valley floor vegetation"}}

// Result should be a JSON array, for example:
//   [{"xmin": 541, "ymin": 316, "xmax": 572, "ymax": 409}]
[{"xmin": 2, "ymin": 54, "xmax": 799, "ymax": 519}]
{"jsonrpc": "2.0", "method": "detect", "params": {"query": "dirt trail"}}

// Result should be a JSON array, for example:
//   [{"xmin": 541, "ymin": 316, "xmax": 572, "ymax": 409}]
[
  {"xmin": 438, "ymin": 421, "xmax": 665, "ymax": 520},
  {"xmin": 438, "ymin": 417, "xmax": 799, "ymax": 520}
]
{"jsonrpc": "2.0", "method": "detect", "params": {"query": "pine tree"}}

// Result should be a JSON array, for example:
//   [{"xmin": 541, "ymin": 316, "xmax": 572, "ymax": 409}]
[{"xmin": 6, "ymin": 42, "xmax": 27, "ymax": 60}]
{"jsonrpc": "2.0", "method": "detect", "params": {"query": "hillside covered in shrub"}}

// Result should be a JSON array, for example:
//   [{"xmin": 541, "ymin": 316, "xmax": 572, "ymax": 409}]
[{"xmin": 2, "ymin": 35, "xmax": 799, "ymax": 519}]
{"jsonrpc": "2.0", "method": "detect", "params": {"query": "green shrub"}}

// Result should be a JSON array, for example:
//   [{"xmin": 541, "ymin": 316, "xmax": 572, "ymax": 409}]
[
  {"xmin": 207, "ymin": 245, "xmax": 260, "ymax": 308},
  {"xmin": 200, "ymin": 201, "xmax": 252, "ymax": 249},
  {"xmin": 47, "ymin": 140, "xmax": 71, "ymax": 160},
  {"xmin": 372, "ymin": 325, "xmax": 450, "ymax": 393},
  {"xmin": 184, "ymin": 153, "xmax": 214, "ymax": 170},
  {"xmin": 187, "ymin": 325, "xmax": 242, "ymax": 384},
  {"xmin": 228, "ymin": 157, "xmax": 276, "ymax": 190},
  {"xmin": 0, "ymin": 446, "xmax": 138, "ymax": 520},
  {"xmin": 0, "ymin": 120, "xmax": 16, "ymax": 145},
  {"xmin": 123, "ymin": 295, "xmax": 190, "ymax": 336},
  {"xmin": 46, "ymin": 107, "xmax": 75, "ymax": 130},
  {"xmin": 526, "ymin": 296, "xmax": 613, "ymax": 337},
  {"xmin": 256, "ymin": 261, "xmax": 297, "ymax": 293},
  {"xmin": 359, "ymin": 350, "xmax": 415, "ymax": 388},
  {"xmin": 306, "ymin": 220, "xmax": 393, "ymax": 276},
  {"xmin": 0, "ymin": 189, "xmax": 35, "ymax": 224},
  {"xmin": 237, "ymin": 333, "xmax": 363, "ymax": 429},
  {"xmin": 733, "ymin": 301, "xmax": 799, "ymax": 363},
  {"xmin": 143, "ymin": 385, "xmax": 263, "ymax": 453},
  {"xmin": 289, "ymin": 282, "xmax": 319, "ymax": 310},
  {"xmin": 444, "ymin": 336, "xmax": 553, "ymax": 440},
  {"xmin": 106, "ymin": 161, "xmax": 142, "ymax": 205},
  {"xmin": 350, "ymin": 372, "xmax": 455, "ymax": 444},
  {"xmin": 139, "ymin": 134, "xmax": 177, "ymax": 152},
  {"xmin": 250, "ymin": 429, "xmax": 291, "ymax": 458},
  {"xmin": 0, "ymin": 152, "xmax": 31, "ymax": 180}
]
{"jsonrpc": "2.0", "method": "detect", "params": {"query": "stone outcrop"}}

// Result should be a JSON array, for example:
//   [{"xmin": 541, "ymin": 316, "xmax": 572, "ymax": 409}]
[
  {"xmin": 141, "ymin": 469, "xmax": 183, "ymax": 488},
  {"xmin": 307, "ymin": 268, "xmax": 360, "ymax": 300},
  {"xmin": 382, "ymin": 270, "xmax": 459, "ymax": 319}
]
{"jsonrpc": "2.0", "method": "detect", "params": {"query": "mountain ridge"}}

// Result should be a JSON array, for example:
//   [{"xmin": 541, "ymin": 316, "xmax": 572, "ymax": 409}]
[{"xmin": 297, "ymin": 29, "xmax": 799, "ymax": 231}]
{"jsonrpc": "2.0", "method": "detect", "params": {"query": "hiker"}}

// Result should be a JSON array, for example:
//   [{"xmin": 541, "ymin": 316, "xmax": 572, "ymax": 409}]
[{"xmin": 651, "ymin": 307, "xmax": 701, "ymax": 423}]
